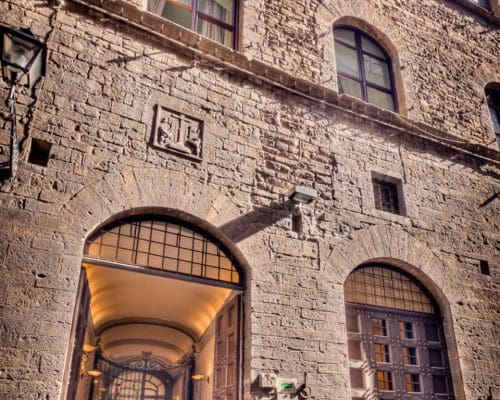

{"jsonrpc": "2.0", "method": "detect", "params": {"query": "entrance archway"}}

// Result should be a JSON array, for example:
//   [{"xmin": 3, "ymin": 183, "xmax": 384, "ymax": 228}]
[{"xmin": 66, "ymin": 214, "xmax": 245, "ymax": 400}]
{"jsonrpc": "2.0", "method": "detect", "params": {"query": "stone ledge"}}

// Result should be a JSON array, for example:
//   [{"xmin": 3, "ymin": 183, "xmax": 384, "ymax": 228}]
[{"xmin": 66, "ymin": 0, "xmax": 500, "ymax": 166}]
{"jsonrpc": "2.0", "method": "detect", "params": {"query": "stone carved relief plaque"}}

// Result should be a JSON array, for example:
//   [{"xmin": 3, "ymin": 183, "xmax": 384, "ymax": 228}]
[{"xmin": 153, "ymin": 105, "xmax": 203, "ymax": 160}]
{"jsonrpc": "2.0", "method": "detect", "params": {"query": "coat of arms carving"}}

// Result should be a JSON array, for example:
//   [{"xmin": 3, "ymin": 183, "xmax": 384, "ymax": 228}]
[{"xmin": 153, "ymin": 105, "xmax": 203, "ymax": 159}]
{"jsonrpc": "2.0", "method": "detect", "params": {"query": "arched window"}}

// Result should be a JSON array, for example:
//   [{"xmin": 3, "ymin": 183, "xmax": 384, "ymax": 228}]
[
  {"xmin": 470, "ymin": 0, "xmax": 491, "ymax": 9},
  {"xmin": 485, "ymin": 84, "xmax": 500, "ymax": 147},
  {"xmin": 84, "ymin": 216, "xmax": 241, "ymax": 285},
  {"xmin": 344, "ymin": 264, "xmax": 454, "ymax": 400},
  {"xmin": 146, "ymin": 0, "xmax": 239, "ymax": 48},
  {"xmin": 334, "ymin": 27, "xmax": 396, "ymax": 112}
]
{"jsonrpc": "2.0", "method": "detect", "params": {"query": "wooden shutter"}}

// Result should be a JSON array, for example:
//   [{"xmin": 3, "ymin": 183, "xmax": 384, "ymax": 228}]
[
  {"xmin": 213, "ymin": 295, "xmax": 240, "ymax": 400},
  {"xmin": 65, "ymin": 273, "xmax": 91, "ymax": 399}
]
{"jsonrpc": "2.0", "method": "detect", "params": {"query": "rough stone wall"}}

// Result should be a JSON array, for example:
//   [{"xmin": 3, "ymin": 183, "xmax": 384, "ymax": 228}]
[
  {"xmin": 55, "ymin": 0, "xmax": 500, "ymax": 145},
  {"xmin": 242, "ymin": 0, "xmax": 500, "ymax": 145},
  {"xmin": 0, "ymin": 1, "xmax": 498, "ymax": 400}
]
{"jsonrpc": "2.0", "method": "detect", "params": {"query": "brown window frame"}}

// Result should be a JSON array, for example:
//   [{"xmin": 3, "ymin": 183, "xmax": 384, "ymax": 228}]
[
  {"xmin": 334, "ymin": 26, "xmax": 397, "ymax": 112},
  {"xmin": 149, "ymin": 0, "xmax": 239, "ymax": 49},
  {"xmin": 468, "ymin": 0, "xmax": 491, "ymax": 9}
]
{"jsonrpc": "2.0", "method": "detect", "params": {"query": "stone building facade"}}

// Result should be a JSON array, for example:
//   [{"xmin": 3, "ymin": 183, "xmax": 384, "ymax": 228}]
[{"xmin": 0, "ymin": 0, "xmax": 499, "ymax": 400}]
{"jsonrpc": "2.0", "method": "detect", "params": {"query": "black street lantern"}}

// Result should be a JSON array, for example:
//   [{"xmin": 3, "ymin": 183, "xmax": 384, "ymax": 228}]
[
  {"xmin": 0, "ymin": 26, "xmax": 45, "ymax": 178},
  {"xmin": 1, "ymin": 26, "xmax": 45, "ymax": 88}
]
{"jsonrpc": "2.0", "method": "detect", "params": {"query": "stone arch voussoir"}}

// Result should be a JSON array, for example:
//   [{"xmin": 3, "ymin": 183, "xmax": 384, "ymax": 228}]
[
  {"xmin": 57, "ymin": 167, "xmax": 263, "ymax": 280},
  {"xmin": 326, "ymin": 225, "xmax": 452, "ymax": 305},
  {"xmin": 61, "ymin": 168, "xmax": 240, "ymax": 238}
]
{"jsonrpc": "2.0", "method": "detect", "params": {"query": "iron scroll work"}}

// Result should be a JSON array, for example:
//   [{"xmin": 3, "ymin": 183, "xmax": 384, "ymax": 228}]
[
  {"xmin": 153, "ymin": 104, "xmax": 203, "ymax": 160},
  {"xmin": 91, "ymin": 351, "xmax": 194, "ymax": 400}
]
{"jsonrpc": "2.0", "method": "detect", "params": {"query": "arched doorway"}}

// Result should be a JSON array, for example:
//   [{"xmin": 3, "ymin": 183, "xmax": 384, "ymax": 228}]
[
  {"xmin": 344, "ymin": 263, "xmax": 454, "ymax": 400},
  {"xmin": 65, "ymin": 214, "xmax": 245, "ymax": 400}
]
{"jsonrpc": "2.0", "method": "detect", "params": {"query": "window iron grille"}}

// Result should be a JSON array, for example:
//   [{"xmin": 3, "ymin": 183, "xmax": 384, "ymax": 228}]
[
  {"xmin": 84, "ymin": 217, "xmax": 241, "ymax": 285},
  {"xmin": 344, "ymin": 264, "xmax": 435, "ymax": 314},
  {"xmin": 372, "ymin": 178, "xmax": 401, "ymax": 215}
]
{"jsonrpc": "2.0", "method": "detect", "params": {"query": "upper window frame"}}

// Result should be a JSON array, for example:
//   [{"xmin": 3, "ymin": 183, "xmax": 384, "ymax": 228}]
[
  {"xmin": 147, "ymin": 0, "xmax": 240, "ymax": 49},
  {"xmin": 485, "ymin": 86, "xmax": 500, "ymax": 148},
  {"xmin": 334, "ymin": 26, "xmax": 398, "ymax": 112},
  {"xmin": 344, "ymin": 264, "xmax": 438, "ymax": 314},
  {"xmin": 467, "ymin": 0, "xmax": 491, "ymax": 10}
]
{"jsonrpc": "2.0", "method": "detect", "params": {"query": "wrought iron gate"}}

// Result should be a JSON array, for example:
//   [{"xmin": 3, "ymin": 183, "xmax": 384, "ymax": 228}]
[{"xmin": 90, "ymin": 352, "xmax": 193, "ymax": 400}]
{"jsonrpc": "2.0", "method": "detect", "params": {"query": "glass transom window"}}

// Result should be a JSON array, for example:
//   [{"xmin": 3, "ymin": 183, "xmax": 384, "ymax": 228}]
[
  {"xmin": 147, "ymin": 0, "xmax": 238, "ymax": 48},
  {"xmin": 84, "ymin": 216, "xmax": 241, "ymax": 284},
  {"xmin": 334, "ymin": 27, "xmax": 396, "ymax": 111},
  {"xmin": 372, "ymin": 177, "xmax": 401, "ymax": 215},
  {"xmin": 345, "ymin": 264, "xmax": 454, "ymax": 400},
  {"xmin": 345, "ymin": 264, "xmax": 434, "ymax": 313}
]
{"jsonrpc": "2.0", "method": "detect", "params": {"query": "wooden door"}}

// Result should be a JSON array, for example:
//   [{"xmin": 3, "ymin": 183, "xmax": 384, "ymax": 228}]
[
  {"xmin": 213, "ymin": 296, "xmax": 240, "ymax": 400},
  {"xmin": 65, "ymin": 273, "xmax": 91, "ymax": 399}
]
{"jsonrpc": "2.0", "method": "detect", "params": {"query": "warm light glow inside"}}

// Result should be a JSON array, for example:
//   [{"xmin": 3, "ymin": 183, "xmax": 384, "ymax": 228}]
[
  {"xmin": 82, "ymin": 344, "xmax": 98, "ymax": 353},
  {"xmin": 84, "ymin": 218, "xmax": 241, "ymax": 284},
  {"xmin": 85, "ymin": 264, "xmax": 232, "ymax": 341}
]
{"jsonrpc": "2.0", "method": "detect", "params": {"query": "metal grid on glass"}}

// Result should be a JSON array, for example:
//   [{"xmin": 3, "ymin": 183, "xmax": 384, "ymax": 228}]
[
  {"xmin": 405, "ymin": 373, "xmax": 421, "ymax": 392},
  {"xmin": 84, "ymin": 218, "xmax": 240, "ymax": 284},
  {"xmin": 372, "ymin": 318, "xmax": 387, "ymax": 336},
  {"xmin": 375, "ymin": 344, "xmax": 390, "ymax": 363},
  {"xmin": 91, "ymin": 353, "xmax": 190, "ymax": 400},
  {"xmin": 344, "ymin": 265, "xmax": 435, "ymax": 314},
  {"xmin": 373, "ymin": 178, "xmax": 400, "ymax": 214},
  {"xmin": 403, "ymin": 347, "xmax": 418, "ymax": 365}
]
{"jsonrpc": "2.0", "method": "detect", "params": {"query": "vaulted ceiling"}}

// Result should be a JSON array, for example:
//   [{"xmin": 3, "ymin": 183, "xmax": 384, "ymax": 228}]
[{"xmin": 84, "ymin": 264, "xmax": 232, "ymax": 364}]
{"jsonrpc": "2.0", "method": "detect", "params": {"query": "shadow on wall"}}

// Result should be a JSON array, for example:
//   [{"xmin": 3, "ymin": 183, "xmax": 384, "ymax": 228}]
[{"xmin": 219, "ymin": 201, "xmax": 296, "ymax": 243}]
